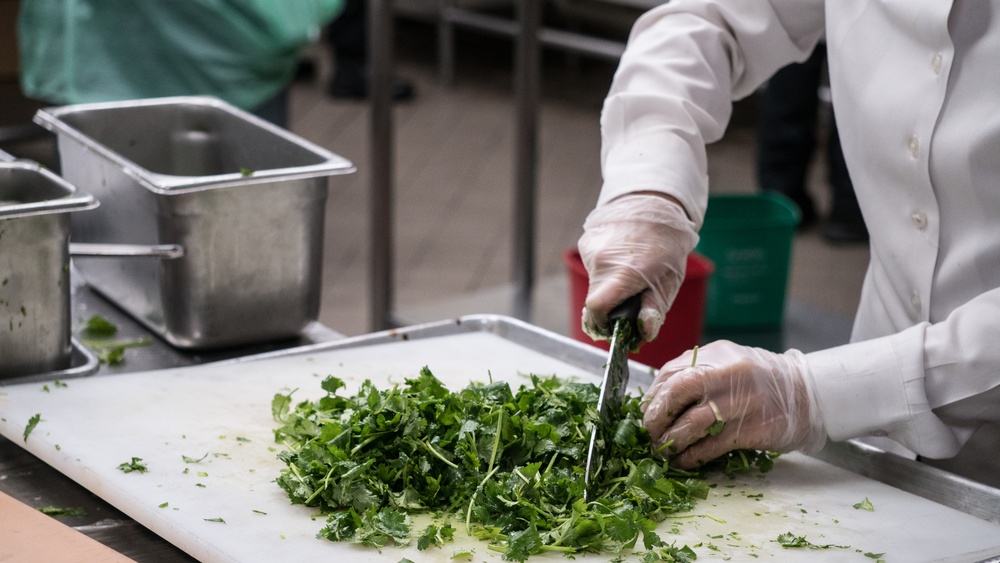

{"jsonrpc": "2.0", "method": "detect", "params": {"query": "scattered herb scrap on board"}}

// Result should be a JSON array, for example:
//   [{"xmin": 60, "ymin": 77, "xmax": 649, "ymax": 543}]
[
  {"xmin": 853, "ymin": 497, "xmax": 875, "ymax": 512},
  {"xmin": 23, "ymin": 413, "xmax": 41, "ymax": 442},
  {"xmin": 272, "ymin": 367, "xmax": 775, "ymax": 561},
  {"xmin": 775, "ymin": 532, "xmax": 849, "ymax": 550},
  {"xmin": 117, "ymin": 457, "xmax": 149, "ymax": 474}
]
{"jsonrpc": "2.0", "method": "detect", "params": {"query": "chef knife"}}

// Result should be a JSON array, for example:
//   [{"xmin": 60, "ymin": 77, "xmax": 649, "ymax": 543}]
[{"xmin": 583, "ymin": 294, "xmax": 642, "ymax": 501}]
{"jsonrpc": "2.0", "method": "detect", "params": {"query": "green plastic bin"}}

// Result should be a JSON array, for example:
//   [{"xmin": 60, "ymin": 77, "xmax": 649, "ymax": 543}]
[{"xmin": 695, "ymin": 193, "xmax": 800, "ymax": 329}]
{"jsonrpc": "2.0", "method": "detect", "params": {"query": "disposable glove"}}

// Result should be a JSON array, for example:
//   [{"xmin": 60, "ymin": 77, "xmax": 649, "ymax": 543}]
[
  {"xmin": 577, "ymin": 193, "xmax": 698, "ymax": 342},
  {"xmin": 642, "ymin": 340, "xmax": 827, "ymax": 469}
]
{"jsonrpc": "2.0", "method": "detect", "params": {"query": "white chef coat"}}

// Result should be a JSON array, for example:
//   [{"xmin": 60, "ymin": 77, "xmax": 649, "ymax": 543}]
[{"xmin": 600, "ymin": 0, "xmax": 1000, "ymax": 460}]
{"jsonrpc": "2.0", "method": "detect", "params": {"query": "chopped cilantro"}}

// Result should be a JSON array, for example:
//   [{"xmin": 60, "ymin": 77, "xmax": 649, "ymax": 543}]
[
  {"xmin": 706, "ymin": 419, "xmax": 725, "ymax": 436},
  {"xmin": 80, "ymin": 315, "xmax": 117, "ymax": 338},
  {"xmin": 417, "ymin": 522, "xmax": 456, "ymax": 550},
  {"xmin": 117, "ymin": 457, "xmax": 148, "ymax": 473},
  {"xmin": 23, "ymin": 413, "xmax": 41, "ymax": 442},
  {"xmin": 37, "ymin": 506, "xmax": 86, "ymax": 518},
  {"xmin": 853, "ymin": 497, "xmax": 875, "ymax": 512},
  {"xmin": 80, "ymin": 337, "xmax": 152, "ymax": 366},
  {"xmin": 775, "ymin": 532, "xmax": 849, "ymax": 550},
  {"xmin": 274, "ymin": 368, "xmax": 775, "ymax": 561}
]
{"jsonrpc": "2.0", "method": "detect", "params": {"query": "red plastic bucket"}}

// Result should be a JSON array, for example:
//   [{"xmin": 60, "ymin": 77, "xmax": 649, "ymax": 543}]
[{"xmin": 564, "ymin": 249, "xmax": 714, "ymax": 368}]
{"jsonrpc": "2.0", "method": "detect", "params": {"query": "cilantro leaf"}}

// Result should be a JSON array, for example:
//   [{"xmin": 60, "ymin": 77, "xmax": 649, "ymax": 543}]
[
  {"xmin": 81, "ymin": 315, "xmax": 118, "ymax": 338},
  {"xmin": 853, "ymin": 497, "xmax": 875, "ymax": 511},
  {"xmin": 23, "ymin": 413, "xmax": 41, "ymax": 442},
  {"xmin": 117, "ymin": 457, "xmax": 148, "ymax": 473},
  {"xmin": 271, "ymin": 391, "xmax": 294, "ymax": 422},
  {"xmin": 37, "ymin": 506, "xmax": 86, "ymax": 518},
  {"xmin": 776, "ymin": 531, "xmax": 849, "ymax": 550},
  {"xmin": 505, "ymin": 525, "xmax": 542, "ymax": 562},
  {"xmin": 706, "ymin": 419, "xmax": 725, "ymax": 436}
]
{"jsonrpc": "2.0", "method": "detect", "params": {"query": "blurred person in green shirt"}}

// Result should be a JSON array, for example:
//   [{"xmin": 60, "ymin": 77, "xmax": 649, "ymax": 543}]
[{"xmin": 18, "ymin": 0, "xmax": 345, "ymax": 127}]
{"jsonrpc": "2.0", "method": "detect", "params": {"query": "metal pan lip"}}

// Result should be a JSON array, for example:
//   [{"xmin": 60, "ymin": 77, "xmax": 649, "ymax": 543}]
[
  {"xmin": 0, "ymin": 162, "xmax": 98, "ymax": 220},
  {"xmin": 33, "ymin": 96, "xmax": 356, "ymax": 196},
  {"xmin": 0, "ymin": 338, "xmax": 100, "ymax": 386}
]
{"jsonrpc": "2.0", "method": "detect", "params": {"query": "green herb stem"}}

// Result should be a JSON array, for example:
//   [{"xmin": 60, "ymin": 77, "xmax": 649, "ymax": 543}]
[{"xmin": 421, "ymin": 440, "xmax": 459, "ymax": 469}]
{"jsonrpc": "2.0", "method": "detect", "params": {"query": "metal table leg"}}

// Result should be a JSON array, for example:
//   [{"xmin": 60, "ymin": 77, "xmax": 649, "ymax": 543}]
[
  {"xmin": 369, "ymin": 0, "xmax": 542, "ymax": 327},
  {"xmin": 512, "ymin": 0, "xmax": 541, "ymax": 321},
  {"xmin": 369, "ymin": 0, "xmax": 396, "ymax": 331}
]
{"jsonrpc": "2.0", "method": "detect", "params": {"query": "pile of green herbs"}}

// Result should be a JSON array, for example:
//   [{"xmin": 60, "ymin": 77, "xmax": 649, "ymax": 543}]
[{"xmin": 272, "ymin": 368, "xmax": 774, "ymax": 562}]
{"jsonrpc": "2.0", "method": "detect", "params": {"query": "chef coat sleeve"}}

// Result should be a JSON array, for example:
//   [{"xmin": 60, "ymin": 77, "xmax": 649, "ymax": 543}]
[
  {"xmin": 598, "ymin": 0, "xmax": 825, "ymax": 228},
  {"xmin": 806, "ymin": 287, "xmax": 1000, "ymax": 459}
]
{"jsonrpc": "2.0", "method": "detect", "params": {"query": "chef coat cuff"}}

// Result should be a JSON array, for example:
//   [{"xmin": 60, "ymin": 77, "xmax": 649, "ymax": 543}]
[
  {"xmin": 598, "ymin": 129, "xmax": 708, "ymax": 229},
  {"xmin": 803, "ymin": 323, "xmax": 959, "ymax": 457}
]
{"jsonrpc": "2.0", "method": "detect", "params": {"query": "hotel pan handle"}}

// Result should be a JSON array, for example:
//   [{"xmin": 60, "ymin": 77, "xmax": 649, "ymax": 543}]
[
  {"xmin": 0, "ymin": 149, "xmax": 181, "ymax": 260},
  {"xmin": 70, "ymin": 243, "xmax": 185, "ymax": 260}
]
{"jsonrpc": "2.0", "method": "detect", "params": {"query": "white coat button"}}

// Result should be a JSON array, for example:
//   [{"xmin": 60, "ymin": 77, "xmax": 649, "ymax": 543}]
[
  {"xmin": 931, "ymin": 53, "xmax": 943, "ymax": 74},
  {"xmin": 911, "ymin": 211, "xmax": 928, "ymax": 229},
  {"xmin": 908, "ymin": 135, "xmax": 920, "ymax": 159},
  {"xmin": 911, "ymin": 290, "xmax": 922, "ymax": 312}
]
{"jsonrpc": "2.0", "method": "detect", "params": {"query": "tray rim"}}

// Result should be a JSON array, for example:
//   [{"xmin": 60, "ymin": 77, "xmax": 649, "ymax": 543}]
[
  {"xmin": 1, "ymin": 337, "xmax": 100, "ymax": 386},
  {"xmin": 224, "ymin": 313, "xmax": 658, "ymax": 386}
]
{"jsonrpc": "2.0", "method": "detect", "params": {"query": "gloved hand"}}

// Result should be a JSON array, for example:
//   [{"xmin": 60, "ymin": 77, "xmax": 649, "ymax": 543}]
[
  {"xmin": 577, "ymin": 193, "xmax": 699, "ymax": 342},
  {"xmin": 642, "ymin": 340, "xmax": 827, "ymax": 469}
]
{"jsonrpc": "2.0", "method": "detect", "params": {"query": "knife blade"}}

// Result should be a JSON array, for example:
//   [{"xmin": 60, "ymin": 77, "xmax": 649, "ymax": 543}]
[{"xmin": 583, "ymin": 294, "xmax": 642, "ymax": 501}]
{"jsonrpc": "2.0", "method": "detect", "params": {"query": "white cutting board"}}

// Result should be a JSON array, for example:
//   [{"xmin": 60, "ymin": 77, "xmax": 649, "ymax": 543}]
[{"xmin": 2, "ymin": 331, "xmax": 999, "ymax": 563}]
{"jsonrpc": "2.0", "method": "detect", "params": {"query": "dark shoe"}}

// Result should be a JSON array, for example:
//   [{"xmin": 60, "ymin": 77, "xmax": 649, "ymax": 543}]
[
  {"xmin": 295, "ymin": 59, "xmax": 318, "ymax": 82},
  {"xmin": 327, "ymin": 75, "xmax": 415, "ymax": 101},
  {"xmin": 822, "ymin": 213, "xmax": 868, "ymax": 245}
]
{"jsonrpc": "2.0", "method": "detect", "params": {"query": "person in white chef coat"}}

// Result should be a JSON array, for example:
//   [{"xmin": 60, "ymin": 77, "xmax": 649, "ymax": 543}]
[{"xmin": 578, "ymin": 0, "xmax": 1000, "ymax": 484}]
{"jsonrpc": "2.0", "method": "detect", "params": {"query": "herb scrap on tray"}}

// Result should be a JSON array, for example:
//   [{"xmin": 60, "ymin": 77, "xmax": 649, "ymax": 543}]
[{"xmin": 272, "ymin": 368, "xmax": 776, "ymax": 562}]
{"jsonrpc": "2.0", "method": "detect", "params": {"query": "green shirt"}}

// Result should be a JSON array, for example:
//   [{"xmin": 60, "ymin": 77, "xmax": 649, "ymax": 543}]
[{"xmin": 18, "ymin": 0, "xmax": 344, "ymax": 110}]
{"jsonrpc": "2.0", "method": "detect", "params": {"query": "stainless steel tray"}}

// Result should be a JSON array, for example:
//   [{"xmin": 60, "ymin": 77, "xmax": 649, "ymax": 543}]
[
  {"xmin": 230, "ymin": 314, "xmax": 1000, "ymax": 527},
  {"xmin": 1, "ymin": 338, "xmax": 100, "ymax": 386}
]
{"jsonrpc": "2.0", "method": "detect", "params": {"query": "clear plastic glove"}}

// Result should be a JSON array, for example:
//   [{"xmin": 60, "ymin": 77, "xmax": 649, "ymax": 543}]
[
  {"xmin": 642, "ymin": 340, "xmax": 827, "ymax": 469},
  {"xmin": 577, "ymin": 193, "xmax": 698, "ymax": 342}
]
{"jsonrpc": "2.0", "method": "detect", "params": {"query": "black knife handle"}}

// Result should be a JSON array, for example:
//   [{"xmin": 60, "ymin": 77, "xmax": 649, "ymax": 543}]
[{"xmin": 608, "ymin": 294, "xmax": 642, "ymax": 343}]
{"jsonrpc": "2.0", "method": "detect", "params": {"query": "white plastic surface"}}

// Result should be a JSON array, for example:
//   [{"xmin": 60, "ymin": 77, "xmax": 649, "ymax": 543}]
[{"xmin": 2, "ymin": 332, "xmax": 999, "ymax": 562}]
